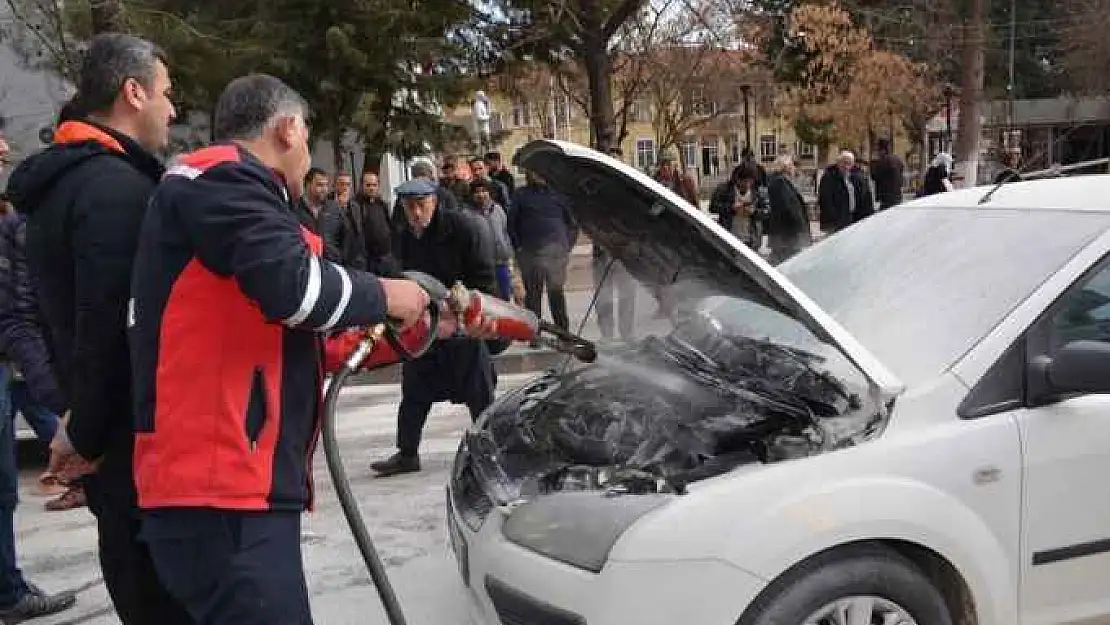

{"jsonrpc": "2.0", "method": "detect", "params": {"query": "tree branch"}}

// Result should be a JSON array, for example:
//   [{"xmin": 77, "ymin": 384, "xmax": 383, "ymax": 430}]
[
  {"xmin": 602, "ymin": 0, "xmax": 646, "ymax": 40},
  {"xmin": 3, "ymin": 0, "xmax": 72, "ymax": 79}
]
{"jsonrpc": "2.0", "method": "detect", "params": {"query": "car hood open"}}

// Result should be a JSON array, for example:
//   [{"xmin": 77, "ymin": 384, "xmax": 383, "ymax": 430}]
[{"xmin": 512, "ymin": 139, "xmax": 903, "ymax": 397}]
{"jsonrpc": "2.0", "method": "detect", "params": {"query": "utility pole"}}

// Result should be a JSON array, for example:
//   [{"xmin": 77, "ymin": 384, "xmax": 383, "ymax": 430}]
[
  {"xmin": 1007, "ymin": 0, "xmax": 1016, "ymax": 138},
  {"xmin": 740, "ymin": 85, "xmax": 752, "ymax": 152}
]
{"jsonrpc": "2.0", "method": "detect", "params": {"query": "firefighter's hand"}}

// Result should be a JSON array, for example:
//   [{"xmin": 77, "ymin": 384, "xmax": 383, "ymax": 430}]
[
  {"xmin": 47, "ymin": 413, "xmax": 100, "ymax": 483},
  {"xmin": 380, "ymin": 278, "xmax": 432, "ymax": 328}
]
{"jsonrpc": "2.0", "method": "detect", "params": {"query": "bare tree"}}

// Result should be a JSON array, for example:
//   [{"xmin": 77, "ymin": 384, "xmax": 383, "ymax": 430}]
[
  {"xmin": 495, "ymin": 2, "xmax": 666, "ymax": 148},
  {"xmin": 645, "ymin": 44, "xmax": 753, "ymax": 166},
  {"xmin": 1, "ymin": 0, "xmax": 82, "ymax": 80},
  {"xmin": 1060, "ymin": 0, "xmax": 1110, "ymax": 94},
  {"xmin": 497, "ymin": 0, "xmax": 651, "ymax": 152},
  {"xmin": 493, "ymin": 62, "xmax": 562, "ymax": 138}
]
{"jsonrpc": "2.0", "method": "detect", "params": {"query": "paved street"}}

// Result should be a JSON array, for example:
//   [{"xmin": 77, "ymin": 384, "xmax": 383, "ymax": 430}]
[{"xmin": 17, "ymin": 373, "xmax": 544, "ymax": 625}]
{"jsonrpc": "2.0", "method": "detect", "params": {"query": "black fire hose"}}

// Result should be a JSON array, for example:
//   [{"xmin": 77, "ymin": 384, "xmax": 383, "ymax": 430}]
[{"xmin": 321, "ymin": 291, "xmax": 442, "ymax": 625}]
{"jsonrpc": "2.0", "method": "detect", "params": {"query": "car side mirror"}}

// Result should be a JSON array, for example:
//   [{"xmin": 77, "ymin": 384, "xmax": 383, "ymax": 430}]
[{"xmin": 1033, "ymin": 340, "xmax": 1110, "ymax": 398}]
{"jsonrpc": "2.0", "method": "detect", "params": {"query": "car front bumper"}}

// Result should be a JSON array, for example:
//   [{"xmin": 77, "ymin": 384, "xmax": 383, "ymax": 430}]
[{"xmin": 446, "ymin": 485, "xmax": 767, "ymax": 625}]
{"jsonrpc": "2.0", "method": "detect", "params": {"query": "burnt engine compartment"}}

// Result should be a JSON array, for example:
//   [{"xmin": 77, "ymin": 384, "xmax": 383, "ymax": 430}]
[{"xmin": 466, "ymin": 316, "xmax": 884, "ymax": 500}]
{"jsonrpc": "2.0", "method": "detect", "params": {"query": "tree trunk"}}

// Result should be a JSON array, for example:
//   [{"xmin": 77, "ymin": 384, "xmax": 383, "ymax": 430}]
[
  {"xmin": 332, "ymin": 135, "xmax": 345, "ymax": 174},
  {"xmin": 579, "ymin": 0, "xmax": 616, "ymax": 152},
  {"xmin": 584, "ymin": 43, "xmax": 616, "ymax": 152},
  {"xmin": 953, "ymin": 0, "xmax": 987, "ymax": 187},
  {"xmin": 363, "ymin": 149, "xmax": 383, "ymax": 175},
  {"xmin": 90, "ymin": 0, "xmax": 126, "ymax": 33}
]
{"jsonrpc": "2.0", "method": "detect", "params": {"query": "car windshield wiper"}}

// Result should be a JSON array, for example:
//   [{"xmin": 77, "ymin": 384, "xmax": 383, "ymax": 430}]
[{"xmin": 977, "ymin": 177, "xmax": 1009, "ymax": 205}]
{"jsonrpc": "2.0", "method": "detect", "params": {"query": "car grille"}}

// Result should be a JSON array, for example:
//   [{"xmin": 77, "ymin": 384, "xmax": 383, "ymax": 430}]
[
  {"xmin": 452, "ymin": 457, "xmax": 493, "ymax": 531},
  {"xmin": 486, "ymin": 576, "xmax": 586, "ymax": 625}
]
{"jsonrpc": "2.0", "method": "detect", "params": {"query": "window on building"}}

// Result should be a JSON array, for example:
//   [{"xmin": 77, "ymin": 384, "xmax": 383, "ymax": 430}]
[
  {"xmin": 928, "ymin": 133, "xmax": 946, "ymax": 162},
  {"xmin": 512, "ymin": 100, "xmax": 531, "ymax": 128},
  {"xmin": 729, "ymin": 134, "xmax": 741, "ymax": 165},
  {"xmin": 681, "ymin": 137, "xmax": 698, "ymax": 170},
  {"xmin": 701, "ymin": 135, "xmax": 720, "ymax": 177},
  {"xmin": 796, "ymin": 140, "xmax": 815, "ymax": 160},
  {"xmin": 759, "ymin": 134, "xmax": 777, "ymax": 162},
  {"xmin": 630, "ymin": 98, "xmax": 651, "ymax": 123},
  {"xmin": 490, "ymin": 112, "xmax": 505, "ymax": 134},
  {"xmin": 636, "ymin": 138, "xmax": 656, "ymax": 171},
  {"xmin": 554, "ymin": 95, "xmax": 572, "ymax": 130},
  {"xmin": 688, "ymin": 87, "xmax": 718, "ymax": 117}
]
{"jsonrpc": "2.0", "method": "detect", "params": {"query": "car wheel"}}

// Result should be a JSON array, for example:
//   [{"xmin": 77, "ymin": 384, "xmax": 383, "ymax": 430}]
[{"xmin": 739, "ymin": 544, "xmax": 953, "ymax": 625}]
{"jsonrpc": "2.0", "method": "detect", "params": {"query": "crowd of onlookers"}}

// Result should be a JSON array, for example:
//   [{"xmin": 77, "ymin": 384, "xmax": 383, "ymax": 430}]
[{"xmin": 287, "ymin": 151, "xmax": 586, "ymax": 337}]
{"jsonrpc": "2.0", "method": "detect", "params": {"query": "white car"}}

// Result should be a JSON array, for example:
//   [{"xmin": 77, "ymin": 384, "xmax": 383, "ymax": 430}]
[{"xmin": 447, "ymin": 139, "xmax": 1110, "ymax": 625}]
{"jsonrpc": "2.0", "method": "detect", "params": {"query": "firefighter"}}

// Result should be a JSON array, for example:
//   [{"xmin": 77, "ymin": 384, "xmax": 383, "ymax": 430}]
[{"xmin": 127, "ymin": 73, "xmax": 432, "ymax": 625}]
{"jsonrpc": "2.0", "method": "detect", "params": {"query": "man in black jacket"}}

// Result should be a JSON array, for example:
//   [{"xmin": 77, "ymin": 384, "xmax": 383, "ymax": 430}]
[
  {"xmin": 485, "ymin": 151, "xmax": 516, "ymax": 197},
  {"xmin": 353, "ymin": 171, "xmax": 396, "ymax": 275},
  {"xmin": 293, "ymin": 167, "xmax": 328, "ymax": 233},
  {"xmin": 5, "ymin": 33, "xmax": 194, "ymax": 625},
  {"xmin": 870, "ymin": 139, "xmax": 905, "ymax": 209},
  {"xmin": 817, "ymin": 151, "xmax": 875, "ymax": 234},
  {"xmin": 371, "ymin": 177, "xmax": 505, "ymax": 477}
]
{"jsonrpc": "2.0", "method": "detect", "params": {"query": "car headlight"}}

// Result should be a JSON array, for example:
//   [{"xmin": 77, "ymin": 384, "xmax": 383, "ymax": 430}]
[{"xmin": 502, "ymin": 491, "xmax": 670, "ymax": 573}]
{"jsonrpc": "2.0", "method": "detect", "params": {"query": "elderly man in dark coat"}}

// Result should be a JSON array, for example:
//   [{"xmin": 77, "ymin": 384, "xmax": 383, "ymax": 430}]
[{"xmin": 371, "ymin": 178, "xmax": 508, "ymax": 477}]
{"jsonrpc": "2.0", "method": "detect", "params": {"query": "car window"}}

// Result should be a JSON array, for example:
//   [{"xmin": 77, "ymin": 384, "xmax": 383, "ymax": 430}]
[
  {"xmin": 1050, "ymin": 262, "xmax": 1110, "ymax": 350},
  {"xmin": 780, "ymin": 208, "xmax": 1110, "ymax": 386}
]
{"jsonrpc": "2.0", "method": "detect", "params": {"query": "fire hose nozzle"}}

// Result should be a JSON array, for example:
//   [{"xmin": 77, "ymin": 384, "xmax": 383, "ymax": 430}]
[
  {"xmin": 538, "ymin": 321, "xmax": 598, "ymax": 363},
  {"xmin": 442, "ymin": 282, "xmax": 597, "ymax": 363}
]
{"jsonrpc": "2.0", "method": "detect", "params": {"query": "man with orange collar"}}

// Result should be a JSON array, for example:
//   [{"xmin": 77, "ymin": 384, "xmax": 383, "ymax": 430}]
[{"xmin": 6, "ymin": 33, "xmax": 194, "ymax": 624}]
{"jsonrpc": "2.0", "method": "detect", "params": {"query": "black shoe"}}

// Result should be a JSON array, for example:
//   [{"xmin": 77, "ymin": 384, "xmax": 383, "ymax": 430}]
[
  {"xmin": 371, "ymin": 453, "xmax": 420, "ymax": 477},
  {"xmin": 0, "ymin": 583, "xmax": 76, "ymax": 624}
]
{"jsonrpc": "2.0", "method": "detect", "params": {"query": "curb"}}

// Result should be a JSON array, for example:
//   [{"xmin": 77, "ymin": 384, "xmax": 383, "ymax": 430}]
[{"xmin": 348, "ymin": 347, "xmax": 570, "ymax": 385}]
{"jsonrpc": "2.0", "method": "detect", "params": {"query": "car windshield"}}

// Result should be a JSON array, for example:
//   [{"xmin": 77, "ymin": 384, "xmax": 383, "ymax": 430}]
[{"xmin": 779, "ymin": 207, "xmax": 1110, "ymax": 386}]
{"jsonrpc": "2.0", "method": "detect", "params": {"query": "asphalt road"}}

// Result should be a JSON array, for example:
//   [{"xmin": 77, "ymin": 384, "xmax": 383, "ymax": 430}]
[{"xmin": 17, "ymin": 373, "xmax": 543, "ymax": 625}]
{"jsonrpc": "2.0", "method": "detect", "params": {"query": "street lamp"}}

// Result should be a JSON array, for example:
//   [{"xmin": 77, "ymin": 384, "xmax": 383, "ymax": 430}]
[
  {"xmin": 942, "ymin": 84, "xmax": 955, "ymax": 152},
  {"xmin": 740, "ymin": 84, "xmax": 752, "ymax": 153}
]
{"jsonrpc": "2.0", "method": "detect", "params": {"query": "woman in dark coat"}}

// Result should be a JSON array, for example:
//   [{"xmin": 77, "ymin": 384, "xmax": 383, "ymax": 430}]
[
  {"xmin": 919, "ymin": 152, "xmax": 955, "ymax": 197},
  {"xmin": 766, "ymin": 155, "xmax": 811, "ymax": 264}
]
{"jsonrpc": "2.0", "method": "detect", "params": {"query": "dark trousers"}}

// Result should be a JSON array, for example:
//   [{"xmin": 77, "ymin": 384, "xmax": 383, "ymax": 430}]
[
  {"xmin": 518, "ymin": 245, "xmax": 570, "ymax": 331},
  {"xmin": 141, "ymin": 509, "xmax": 311, "ymax": 625},
  {"xmin": 85, "ymin": 456, "xmax": 194, "ymax": 625},
  {"xmin": 397, "ymin": 395, "xmax": 491, "ymax": 456},
  {"xmin": 0, "ymin": 365, "xmax": 27, "ymax": 609},
  {"xmin": 591, "ymin": 252, "xmax": 636, "ymax": 340},
  {"xmin": 396, "ymin": 341, "xmax": 496, "ymax": 457}
]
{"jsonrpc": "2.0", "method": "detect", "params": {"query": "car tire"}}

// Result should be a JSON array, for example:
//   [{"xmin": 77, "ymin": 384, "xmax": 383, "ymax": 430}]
[{"xmin": 739, "ymin": 544, "xmax": 954, "ymax": 625}]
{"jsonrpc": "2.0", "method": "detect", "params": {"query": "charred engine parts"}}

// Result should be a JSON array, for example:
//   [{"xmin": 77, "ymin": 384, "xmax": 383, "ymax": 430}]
[{"xmin": 464, "ymin": 329, "xmax": 880, "ymax": 501}]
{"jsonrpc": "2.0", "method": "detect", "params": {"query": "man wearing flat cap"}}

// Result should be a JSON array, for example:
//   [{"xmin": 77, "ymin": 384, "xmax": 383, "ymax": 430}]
[{"xmin": 371, "ymin": 177, "xmax": 507, "ymax": 477}]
